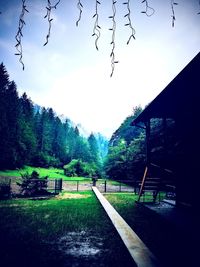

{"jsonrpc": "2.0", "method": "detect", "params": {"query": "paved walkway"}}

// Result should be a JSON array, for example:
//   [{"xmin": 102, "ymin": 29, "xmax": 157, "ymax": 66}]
[{"xmin": 92, "ymin": 186, "xmax": 161, "ymax": 267}]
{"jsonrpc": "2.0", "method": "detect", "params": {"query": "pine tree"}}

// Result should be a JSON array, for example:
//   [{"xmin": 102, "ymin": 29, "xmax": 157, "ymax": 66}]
[
  {"xmin": 0, "ymin": 64, "xmax": 22, "ymax": 168},
  {"xmin": 18, "ymin": 93, "xmax": 37, "ymax": 165},
  {"xmin": 88, "ymin": 133, "xmax": 100, "ymax": 164}
]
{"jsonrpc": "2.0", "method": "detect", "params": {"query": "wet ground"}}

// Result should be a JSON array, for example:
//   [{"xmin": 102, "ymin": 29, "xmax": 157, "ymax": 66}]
[
  {"xmin": 44, "ymin": 230, "xmax": 135, "ymax": 267},
  {"xmin": 54, "ymin": 231, "xmax": 108, "ymax": 267}
]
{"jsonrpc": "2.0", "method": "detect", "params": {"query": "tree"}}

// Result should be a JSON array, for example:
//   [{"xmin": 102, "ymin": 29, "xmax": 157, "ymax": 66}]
[
  {"xmin": 88, "ymin": 133, "xmax": 100, "ymax": 164},
  {"xmin": 104, "ymin": 106, "xmax": 145, "ymax": 181},
  {"xmin": 104, "ymin": 139, "xmax": 128, "ymax": 180},
  {"xmin": 0, "ymin": 63, "xmax": 107, "ymax": 170},
  {"xmin": 0, "ymin": 63, "xmax": 10, "ymax": 168},
  {"xmin": 110, "ymin": 105, "xmax": 143, "ymax": 145},
  {"xmin": 0, "ymin": 64, "xmax": 22, "ymax": 169},
  {"xmin": 18, "ymin": 93, "xmax": 37, "ymax": 166}
]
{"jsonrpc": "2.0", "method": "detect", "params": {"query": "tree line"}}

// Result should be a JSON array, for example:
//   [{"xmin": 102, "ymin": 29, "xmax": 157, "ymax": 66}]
[
  {"xmin": 1, "ymin": 62, "xmax": 176, "ymax": 181},
  {"xmin": 104, "ymin": 106, "xmax": 176, "ymax": 182},
  {"xmin": 0, "ymin": 63, "xmax": 108, "ymax": 175}
]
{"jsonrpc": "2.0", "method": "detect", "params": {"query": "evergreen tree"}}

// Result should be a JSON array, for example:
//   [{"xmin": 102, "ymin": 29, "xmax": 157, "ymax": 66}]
[
  {"xmin": 0, "ymin": 63, "xmax": 106, "ymax": 172},
  {"xmin": 18, "ymin": 93, "xmax": 37, "ymax": 165},
  {"xmin": 0, "ymin": 63, "xmax": 10, "ymax": 168},
  {"xmin": 88, "ymin": 133, "xmax": 100, "ymax": 164},
  {"xmin": 0, "ymin": 64, "xmax": 22, "ymax": 168}
]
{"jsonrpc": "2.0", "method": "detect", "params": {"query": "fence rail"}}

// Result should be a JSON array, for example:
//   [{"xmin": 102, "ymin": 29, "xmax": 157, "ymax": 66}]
[{"xmin": 0, "ymin": 177, "xmax": 138, "ymax": 198}]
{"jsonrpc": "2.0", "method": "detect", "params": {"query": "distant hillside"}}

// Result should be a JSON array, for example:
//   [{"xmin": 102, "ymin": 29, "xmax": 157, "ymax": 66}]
[
  {"xmin": 109, "ymin": 106, "xmax": 143, "ymax": 145},
  {"xmin": 0, "ymin": 63, "xmax": 108, "ymax": 173}
]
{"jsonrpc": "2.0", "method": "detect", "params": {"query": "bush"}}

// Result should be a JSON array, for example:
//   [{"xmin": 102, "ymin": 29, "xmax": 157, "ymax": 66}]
[
  {"xmin": 17, "ymin": 171, "xmax": 49, "ymax": 197},
  {"xmin": 63, "ymin": 160, "xmax": 100, "ymax": 178}
]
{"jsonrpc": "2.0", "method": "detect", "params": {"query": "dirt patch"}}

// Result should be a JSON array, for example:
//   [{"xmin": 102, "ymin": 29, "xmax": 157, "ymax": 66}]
[{"xmin": 55, "ymin": 193, "xmax": 92, "ymax": 200}]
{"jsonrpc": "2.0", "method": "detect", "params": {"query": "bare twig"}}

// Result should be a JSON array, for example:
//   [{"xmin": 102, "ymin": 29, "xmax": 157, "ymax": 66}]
[
  {"xmin": 15, "ymin": 0, "xmax": 29, "ymax": 70},
  {"xmin": 123, "ymin": 0, "xmax": 136, "ymax": 44},
  {"xmin": 109, "ymin": 0, "xmax": 119, "ymax": 77},
  {"xmin": 198, "ymin": 0, "xmax": 200, "ymax": 14},
  {"xmin": 76, "ymin": 0, "xmax": 83, "ymax": 26},
  {"xmin": 43, "ymin": 0, "xmax": 61, "ymax": 46},
  {"xmin": 92, "ymin": 0, "xmax": 101, "ymax": 50},
  {"xmin": 171, "ymin": 0, "xmax": 178, "ymax": 27},
  {"xmin": 141, "ymin": 0, "xmax": 155, "ymax": 17}
]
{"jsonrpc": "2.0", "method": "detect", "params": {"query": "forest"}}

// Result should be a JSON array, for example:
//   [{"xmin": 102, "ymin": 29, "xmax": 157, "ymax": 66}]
[
  {"xmin": 0, "ymin": 63, "xmax": 108, "ymax": 177},
  {"xmin": 0, "ymin": 62, "xmax": 176, "ymax": 182}
]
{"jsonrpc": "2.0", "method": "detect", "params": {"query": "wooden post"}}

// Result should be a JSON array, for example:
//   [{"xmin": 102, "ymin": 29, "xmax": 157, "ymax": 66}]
[
  {"xmin": 77, "ymin": 181, "xmax": 79, "ymax": 192},
  {"xmin": 163, "ymin": 117, "xmax": 167, "ymax": 151},
  {"xmin": 104, "ymin": 180, "xmax": 107, "ymax": 192},
  {"xmin": 145, "ymin": 119, "xmax": 151, "ymax": 166},
  {"xmin": 138, "ymin": 166, "xmax": 148, "ymax": 202},
  {"xmin": 59, "ymin": 178, "xmax": 63, "ymax": 192},
  {"xmin": 119, "ymin": 182, "xmax": 122, "ymax": 192}
]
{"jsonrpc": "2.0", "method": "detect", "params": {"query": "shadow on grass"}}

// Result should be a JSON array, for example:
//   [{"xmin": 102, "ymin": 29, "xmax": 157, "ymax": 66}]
[
  {"xmin": 105, "ymin": 193, "xmax": 200, "ymax": 267},
  {"xmin": 0, "ymin": 194, "xmax": 136, "ymax": 267}
]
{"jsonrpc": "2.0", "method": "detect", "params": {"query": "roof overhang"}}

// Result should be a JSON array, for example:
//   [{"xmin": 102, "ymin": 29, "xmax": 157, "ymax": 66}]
[{"xmin": 132, "ymin": 52, "xmax": 200, "ymax": 125}]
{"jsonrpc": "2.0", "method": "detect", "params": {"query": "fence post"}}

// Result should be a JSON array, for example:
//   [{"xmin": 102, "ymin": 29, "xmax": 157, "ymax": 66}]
[
  {"xmin": 54, "ymin": 180, "xmax": 57, "ymax": 194},
  {"xmin": 77, "ymin": 181, "xmax": 79, "ymax": 192},
  {"xmin": 104, "ymin": 180, "xmax": 107, "ymax": 193},
  {"xmin": 54, "ymin": 178, "xmax": 62, "ymax": 194},
  {"xmin": 60, "ymin": 178, "xmax": 63, "ymax": 192}
]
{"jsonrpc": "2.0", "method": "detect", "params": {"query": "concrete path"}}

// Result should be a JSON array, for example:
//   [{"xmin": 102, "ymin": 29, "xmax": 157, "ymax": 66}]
[{"xmin": 92, "ymin": 186, "xmax": 161, "ymax": 267}]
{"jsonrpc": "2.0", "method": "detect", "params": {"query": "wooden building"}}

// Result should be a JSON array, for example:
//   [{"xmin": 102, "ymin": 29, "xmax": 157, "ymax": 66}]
[{"xmin": 132, "ymin": 52, "xmax": 200, "ymax": 209}]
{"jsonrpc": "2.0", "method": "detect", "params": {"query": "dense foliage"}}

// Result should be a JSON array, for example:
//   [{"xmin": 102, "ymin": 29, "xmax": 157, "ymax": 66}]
[
  {"xmin": 104, "ymin": 106, "xmax": 145, "ymax": 181},
  {"xmin": 105, "ymin": 106, "xmax": 176, "ymax": 182},
  {"xmin": 0, "ymin": 63, "xmax": 108, "ymax": 173},
  {"xmin": 63, "ymin": 159, "xmax": 101, "ymax": 178}
]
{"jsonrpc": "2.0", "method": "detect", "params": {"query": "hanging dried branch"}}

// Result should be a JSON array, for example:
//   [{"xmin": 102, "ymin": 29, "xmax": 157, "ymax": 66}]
[
  {"xmin": 92, "ymin": 0, "xmax": 101, "ymax": 51},
  {"xmin": 43, "ymin": 0, "xmax": 61, "ymax": 46},
  {"xmin": 141, "ymin": 0, "xmax": 155, "ymax": 17},
  {"xmin": 15, "ymin": 0, "xmax": 29, "ymax": 70},
  {"xmin": 171, "ymin": 0, "xmax": 178, "ymax": 27},
  {"xmin": 123, "ymin": 1, "xmax": 136, "ymax": 45},
  {"xmin": 197, "ymin": 0, "xmax": 200, "ymax": 14},
  {"xmin": 109, "ymin": 0, "xmax": 119, "ymax": 77},
  {"xmin": 76, "ymin": 0, "xmax": 83, "ymax": 26}
]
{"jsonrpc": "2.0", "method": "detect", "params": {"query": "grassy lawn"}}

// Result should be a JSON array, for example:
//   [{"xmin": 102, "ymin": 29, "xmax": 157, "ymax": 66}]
[
  {"xmin": 104, "ymin": 193, "xmax": 198, "ymax": 267},
  {"xmin": 0, "ymin": 191, "xmax": 135, "ymax": 267},
  {"xmin": 0, "ymin": 166, "xmax": 91, "ymax": 181}
]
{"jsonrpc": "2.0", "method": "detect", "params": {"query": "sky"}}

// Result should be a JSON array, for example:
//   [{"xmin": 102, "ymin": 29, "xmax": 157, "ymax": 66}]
[{"xmin": 0, "ymin": 0, "xmax": 200, "ymax": 138}]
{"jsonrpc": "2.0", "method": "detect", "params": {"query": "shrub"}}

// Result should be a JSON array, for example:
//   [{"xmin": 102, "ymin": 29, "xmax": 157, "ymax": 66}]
[
  {"xmin": 63, "ymin": 160, "xmax": 100, "ymax": 178},
  {"xmin": 17, "ymin": 171, "xmax": 48, "ymax": 196}
]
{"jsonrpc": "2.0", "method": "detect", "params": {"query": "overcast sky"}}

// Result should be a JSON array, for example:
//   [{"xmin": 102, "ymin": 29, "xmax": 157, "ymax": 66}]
[{"xmin": 0, "ymin": 0, "xmax": 200, "ymax": 138}]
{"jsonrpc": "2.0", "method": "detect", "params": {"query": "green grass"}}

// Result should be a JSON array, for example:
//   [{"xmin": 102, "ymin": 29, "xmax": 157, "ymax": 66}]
[
  {"xmin": 0, "ymin": 166, "xmax": 91, "ymax": 181},
  {"xmin": 0, "ymin": 191, "xmax": 135, "ymax": 267}
]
